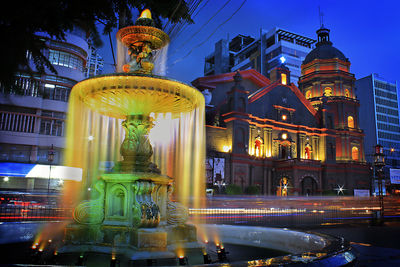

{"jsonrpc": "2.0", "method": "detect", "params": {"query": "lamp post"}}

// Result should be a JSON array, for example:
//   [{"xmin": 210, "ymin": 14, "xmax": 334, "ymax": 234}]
[
  {"xmin": 374, "ymin": 144, "xmax": 385, "ymax": 223},
  {"xmin": 47, "ymin": 144, "xmax": 55, "ymax": 195}
]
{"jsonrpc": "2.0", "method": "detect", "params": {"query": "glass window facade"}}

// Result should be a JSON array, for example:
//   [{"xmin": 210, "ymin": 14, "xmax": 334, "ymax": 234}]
[{"xmin": 49, "ymin": 49, "xmax": 84, "ymax": 71}]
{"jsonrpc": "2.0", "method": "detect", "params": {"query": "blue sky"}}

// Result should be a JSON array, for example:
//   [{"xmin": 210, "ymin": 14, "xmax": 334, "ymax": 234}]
[{"xmin": 99, "ymin": 0, "xmax": 400, "ymax": 87}]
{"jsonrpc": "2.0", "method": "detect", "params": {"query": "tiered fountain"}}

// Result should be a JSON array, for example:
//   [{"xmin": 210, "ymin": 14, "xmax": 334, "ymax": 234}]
[
  {"xmin": 59, "ymin": 9, "xmax": 205, "ymax": 264},
  {"xmin": 53, "ymin": 9, "xmax": 357, "ymax": 267}
]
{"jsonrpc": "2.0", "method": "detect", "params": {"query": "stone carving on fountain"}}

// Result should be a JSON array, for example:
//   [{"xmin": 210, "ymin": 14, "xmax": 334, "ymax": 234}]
[{"xmin": 73, "ymin": 180, "xmax": 105, "ymax": 225}]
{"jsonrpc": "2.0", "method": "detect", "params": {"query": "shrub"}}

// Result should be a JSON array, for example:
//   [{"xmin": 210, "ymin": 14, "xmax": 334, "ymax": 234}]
[
  {"xmin": 225, "ymin": 184, "xmax": 242, "ymax": 195},
  {"xmin": 245, "ymin": 185, "xmax": 261, "ymax": 195}
]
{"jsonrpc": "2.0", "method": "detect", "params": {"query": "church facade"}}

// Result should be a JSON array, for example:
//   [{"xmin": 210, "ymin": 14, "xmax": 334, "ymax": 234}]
[{"xmin": 193, "ymin": 27, "xmax": 371, "ymax": 196}]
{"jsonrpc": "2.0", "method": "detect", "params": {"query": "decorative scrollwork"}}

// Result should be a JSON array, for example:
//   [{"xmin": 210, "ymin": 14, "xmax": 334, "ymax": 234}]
[{"xmin": 73, "ymin": 180, "xmax": 105, "ymax": 224}]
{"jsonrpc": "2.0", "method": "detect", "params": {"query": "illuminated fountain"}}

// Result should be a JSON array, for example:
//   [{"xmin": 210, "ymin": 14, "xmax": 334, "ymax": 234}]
[
  {"xmin": 45, "ymin": 10, "xmax": 357, "ymax": 266},
  {"xmin": 59, "ymin": 9, "xmax": 205, "ymax": 263}
]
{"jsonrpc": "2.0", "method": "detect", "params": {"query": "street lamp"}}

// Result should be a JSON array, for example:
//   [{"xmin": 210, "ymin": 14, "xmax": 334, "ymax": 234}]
[
  {"xmin": 374, "ymin": 144, "xmax": 385, "ymax": 223},
  {"xmin": 47, "ymin": 144, "xmax": 55, "ymax": 195}
]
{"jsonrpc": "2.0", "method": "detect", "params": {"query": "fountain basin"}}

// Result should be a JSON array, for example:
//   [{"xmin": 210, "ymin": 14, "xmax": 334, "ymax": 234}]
[
  {"xmin": 73, "ymin": 73, "xmax": 204, "ymax": 118},
  {"xmin": 198, "ymin": 224, "xmax": 356, "ymax": 266}
]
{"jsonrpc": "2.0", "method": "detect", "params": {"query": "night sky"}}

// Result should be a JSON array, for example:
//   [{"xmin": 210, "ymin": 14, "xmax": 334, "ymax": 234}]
[{"xmin": 99, "ymin": 0, "xmax": 400, "ymax": 90}]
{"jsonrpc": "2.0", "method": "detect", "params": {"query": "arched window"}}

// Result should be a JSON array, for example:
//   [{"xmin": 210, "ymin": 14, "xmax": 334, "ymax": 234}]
[
  {"xmin": 255, "ymin": 137, "xmax": 263, "ymax": 157},
  {"xmin": 281, "ymin": 73, "xmax": 287, "ymax": 85},
  {"xmin": 348, "ymin": 116, "xmax": 354, "ymax": 128},
  {"xmin": 306, "ymin": 90, "xmax": 312, "ymax": 99},
  {"xmin": 352, "ymin": 146, "xmax": 359, "ymax": 161},
  {"xmin": 324, "ymin": 87, "xmax": 332, "ymax": 96},
  {"xmin": 344, "ymin": 89, "xmax": 350, "ymax": 98}
]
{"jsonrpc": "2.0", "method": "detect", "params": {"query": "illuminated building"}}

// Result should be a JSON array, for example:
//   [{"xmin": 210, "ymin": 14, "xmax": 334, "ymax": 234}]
[
  {"xmin": 204, "ymin": 27, "xmax": 316, "ymax": 85},
  {"xmin": 0, "ymin": 29, "xmax": 87, "ymax": 191},
  {"xmin": 194, "ymin": 26, "xmax": 371, "ymax": 196},
  {"xmin": 356, "ymin": 74, "xmax": 400, "ymax": 195},
  {"xmin": 355, "ymin": 74, "xmax": 400, "ymax": 169}
]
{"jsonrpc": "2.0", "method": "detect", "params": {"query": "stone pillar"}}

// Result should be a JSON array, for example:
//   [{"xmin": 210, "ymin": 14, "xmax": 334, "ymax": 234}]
[
  {"xmin": 299, "ymin": 134, "xmax": 306, "ymax": 159},
  {"xmin": 312, "ymin": 136, "xmax": 319, "ymax": 160},
  {"xmin": 267, "ymin": 169, "xmax": 273, "ymax": 195},
  {"xmin": 248, "ymin": 125, "xmax": 255, "ymax": 155},
  {"xmin": 266, "ymin": 128, "xmax": 272, "ymax": 157},
  {"xmin": 29, "ymin": 145, "xmax": 38, "ymax": 163},
  {"xmin": 341, "ymin": 135, "xmax": 346, "ymax": 161},
  {"xmin": 26, "ymin": 178, "xmax": 35, "ymax": 191},
  {"xmin": 263, "ymin": 167, "xmax": 267, "ymax": 195}
]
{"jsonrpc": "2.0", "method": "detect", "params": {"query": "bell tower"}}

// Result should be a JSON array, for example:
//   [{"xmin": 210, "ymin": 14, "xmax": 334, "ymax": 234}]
[{"xmin": 298, "ymin": 27, "xmax": 365, "ymax": 163}]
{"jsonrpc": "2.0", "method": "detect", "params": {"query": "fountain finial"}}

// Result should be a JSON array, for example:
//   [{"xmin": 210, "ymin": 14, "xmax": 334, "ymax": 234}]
[
  {"xmin": 141, "ymin": 9, "xmax": 152, "ymax": 19},
  {"xmin": 135, "ymin": 9, "xmax": 155, "ymax": 27},
  {"xmin": 117, "ymin": 9, "xmax": 169, "ymax": 74}
]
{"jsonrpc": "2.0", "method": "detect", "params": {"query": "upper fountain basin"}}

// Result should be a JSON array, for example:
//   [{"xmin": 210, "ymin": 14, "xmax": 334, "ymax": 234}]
[
  {"xmin": 117, "ymin": 25, "xmax": 170, "ymax": 50},
  {"xmin": 72, "ymin": 73, "xmax": 205, "ymax": 119}
]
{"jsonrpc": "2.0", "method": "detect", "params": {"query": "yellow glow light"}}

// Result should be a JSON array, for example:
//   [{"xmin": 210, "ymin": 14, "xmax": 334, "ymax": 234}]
[
  {"xmin": 281, "ymin": 73, "xmax": 287, "ymax": 85},
  {"xmin": 282, "ymin": 114, "xmax": 287, "ymax": 121},
  {"xmin": 140, "ymin": 9, "xmax": 152, "ymax": 19},
  {"xmin": 282, "ymin": 133, "xmax": 287, "ymax": 140},
  {"xmin": 222, "ymin": 146, "xmax": 230, "ymax": 152}
]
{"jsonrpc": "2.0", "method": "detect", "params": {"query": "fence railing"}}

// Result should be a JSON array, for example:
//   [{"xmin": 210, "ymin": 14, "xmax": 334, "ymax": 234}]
[
  {"xmin": 0, "ymin": 111, "xmax": 37, "ymax": 133},
  {"xmin": 0, "ymin": 204, "xmax": 72, "ymax": 222}
]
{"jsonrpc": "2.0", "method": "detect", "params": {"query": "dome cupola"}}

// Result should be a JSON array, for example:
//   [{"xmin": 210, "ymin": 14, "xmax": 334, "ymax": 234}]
[{"xmin": 303, "ymin": 27, "xmax": 347, "ymax": 65}]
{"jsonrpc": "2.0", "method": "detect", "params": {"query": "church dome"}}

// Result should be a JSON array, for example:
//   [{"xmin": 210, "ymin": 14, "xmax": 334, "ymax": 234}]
[{"xmin": 303, "ymin": 27, "xmax": 348, "ymax": 65}]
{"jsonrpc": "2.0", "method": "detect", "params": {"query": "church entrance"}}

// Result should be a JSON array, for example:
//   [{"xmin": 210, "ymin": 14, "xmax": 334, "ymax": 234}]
[{"xmin": 301, "ymin": 176, "xmax": 317, "ymax": 196}]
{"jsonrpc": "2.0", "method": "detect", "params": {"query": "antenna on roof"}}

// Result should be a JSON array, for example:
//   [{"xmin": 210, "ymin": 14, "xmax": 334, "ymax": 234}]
[{"xmin": 318, "ymin": 6, "xmax": 324, "ymax": 28}]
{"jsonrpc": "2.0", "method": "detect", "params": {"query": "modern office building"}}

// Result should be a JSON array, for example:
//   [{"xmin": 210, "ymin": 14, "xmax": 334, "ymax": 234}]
[
  {"xmin": 356, "ymin": 74, "xmax": 400, "ymax": 167},
  {"xmin": 356, "ymin": 74, "xmax": 400, "ymax": 194},
  {"xmin": 85, "ymin": 42, "xmax": 105, "ymax": 78},
  {"xmin": 0, "ymin": 29, "xmax": 87, "ymax": 191},
  {"xmin": 194, "ymin": 26, "xmax": 370, "ymax": 196},
  {"xmin": 204, "ymin": 27, "xmax": 316, "ymax": 85}
]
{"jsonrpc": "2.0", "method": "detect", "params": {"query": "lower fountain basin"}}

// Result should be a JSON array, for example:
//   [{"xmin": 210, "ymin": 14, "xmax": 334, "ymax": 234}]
[
  {"xmin": 198, "ymin": 224, "xmax": 356, "ymax": 266},
  {"xmin": 0, "ymin": 222, "xmax": 356, "ymax": 266}
]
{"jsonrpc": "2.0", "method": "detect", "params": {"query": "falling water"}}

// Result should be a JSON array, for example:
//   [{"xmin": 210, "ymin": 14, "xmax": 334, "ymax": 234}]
[
  {"xmin": 153, "ymin": 44, "xmax": 169, "ymax": 76},
  {"xmin": 63, "ymin": 87, "xmax": 205, "ymax": 213},
  {"xmin": 116, "ymin": 38, "xmax": 129, "ymax": 73}
]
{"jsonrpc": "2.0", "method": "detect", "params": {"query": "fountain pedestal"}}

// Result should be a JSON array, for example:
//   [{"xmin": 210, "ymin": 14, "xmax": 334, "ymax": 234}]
[{"xmin": 62, "ymin": 171, "xmax": 200, "ymax": 257}]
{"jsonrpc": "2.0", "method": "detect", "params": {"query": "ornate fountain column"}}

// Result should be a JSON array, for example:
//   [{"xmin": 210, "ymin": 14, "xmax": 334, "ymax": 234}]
[{"xmin": 120, "ymin": 115, "xmax": 154, "ymax": 172}]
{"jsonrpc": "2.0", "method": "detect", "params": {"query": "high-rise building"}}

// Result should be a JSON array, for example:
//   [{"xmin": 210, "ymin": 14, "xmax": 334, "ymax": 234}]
[
  {"xmin": 355, "ymin": 74, "xmax": 400, "ymax": 170},
  {"xmin": 85, "ymin": 43, "xmax": 104, "ymax": 78},
  {"xmin": 0, "ymin": 28, "xmax": 87, "ymax": 191},
  {"xmin": 204, "ymin": 27, "xmax": 316, "ymax": 85}
]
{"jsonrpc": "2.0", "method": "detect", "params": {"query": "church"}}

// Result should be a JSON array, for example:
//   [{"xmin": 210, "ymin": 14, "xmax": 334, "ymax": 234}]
[{"xmin": 192, "ymin": 27, "xmax": 371, "ymax": 196}]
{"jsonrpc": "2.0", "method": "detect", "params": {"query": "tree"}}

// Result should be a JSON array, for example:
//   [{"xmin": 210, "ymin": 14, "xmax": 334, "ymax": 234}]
[{"xmin": 0, "ymin": 0, "xmax": 193, "ymax": 92}]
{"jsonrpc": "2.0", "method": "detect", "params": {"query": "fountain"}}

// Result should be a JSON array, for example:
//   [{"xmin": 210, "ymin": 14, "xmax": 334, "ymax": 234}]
[{"xmin": 58, "ymin": 9, "xmax": 206, "ymax": 264}]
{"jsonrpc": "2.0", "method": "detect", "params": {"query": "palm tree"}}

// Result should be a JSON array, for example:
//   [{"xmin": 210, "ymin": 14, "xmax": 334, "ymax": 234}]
[{"xmin": 0, "ymin": 0, "xmax": 194, "ymax": 93}]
